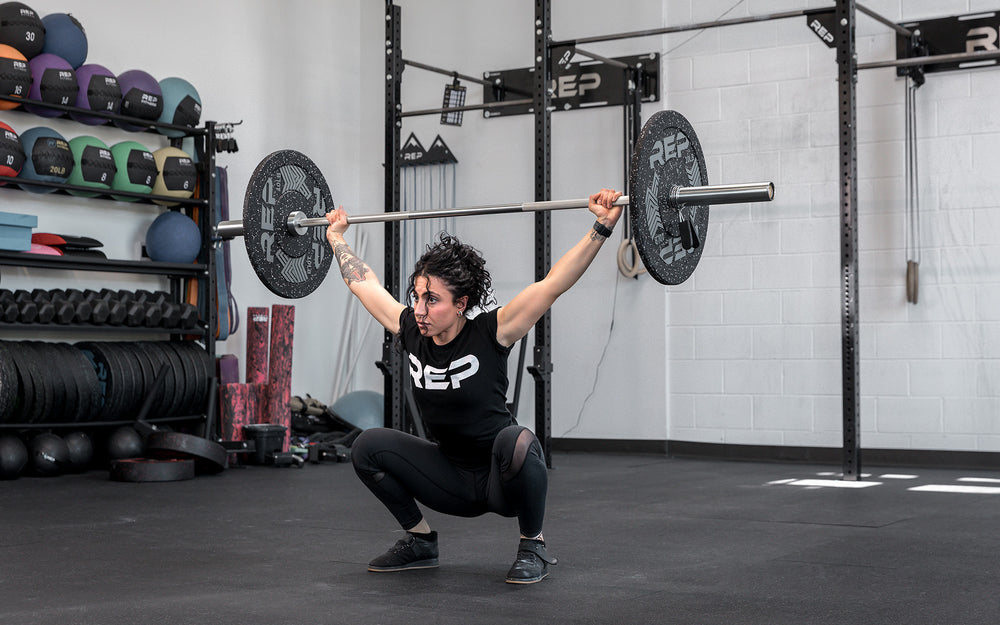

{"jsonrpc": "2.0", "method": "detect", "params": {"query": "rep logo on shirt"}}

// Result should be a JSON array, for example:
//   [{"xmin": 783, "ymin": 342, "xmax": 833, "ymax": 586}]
[{"xmin": 408, "ymin": 353, "xmax": 479, "ymax": 390}]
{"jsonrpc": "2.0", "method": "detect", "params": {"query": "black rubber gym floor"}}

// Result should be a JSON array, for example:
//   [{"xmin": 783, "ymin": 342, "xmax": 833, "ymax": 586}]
[{"xmin": 3, "ymin": 451, "xmax": 999, "ymax": 624}]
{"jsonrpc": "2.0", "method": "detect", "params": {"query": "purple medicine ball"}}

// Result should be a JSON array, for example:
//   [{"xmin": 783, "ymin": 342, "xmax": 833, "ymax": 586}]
[
  {"xmin": 115, "ymin": 69, "xmax": 162, "ymax": 131},
  {"xmin": 24, "ymin": 52, "xmax": 77, "ymax": 117},
  {"xmin": 71, "ymin": 63, "xmax": 121, "ymax": 125}
]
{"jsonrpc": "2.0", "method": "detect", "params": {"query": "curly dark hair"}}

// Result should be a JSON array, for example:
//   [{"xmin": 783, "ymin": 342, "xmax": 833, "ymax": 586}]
[{"xmin": 405, "ymin": 233, "xmax": 496, "ymax": 315}]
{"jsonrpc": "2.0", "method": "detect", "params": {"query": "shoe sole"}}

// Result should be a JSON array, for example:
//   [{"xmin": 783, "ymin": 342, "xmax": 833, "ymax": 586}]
[
  {"xmin": 505, "ymin": 571, "xmax": 549, "ymax": 584},
  {"xmin": 368, "ymin": 559, "xmax": 439, "ymax": 572}
]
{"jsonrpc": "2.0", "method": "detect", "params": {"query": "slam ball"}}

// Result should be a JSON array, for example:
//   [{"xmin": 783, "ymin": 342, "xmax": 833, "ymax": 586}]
[
  {"xmin": 40, "ymin": 12, "xmax": 87, "ymax": 68},
  {"xmin": 17, "ymin": 126, "xmax": 73, "ymax": 193},
  {"xmin": 71, "ymin": 63, "xmax": 120, "ymax": 125},
  {"xmin": 110, "ymin": 140, "xmax": 155, "ymax": 201},
  {"xmin": 0, "ymin": 2, "xmax": 44, "ymax": 59},
  {"xmin": 151, "ymin": 146, "xmax": 196, "ymax": 206},
  {"xmin": 67, "ymin": 135, "xmax": 116, "ymax": 197},
  {"xmin": 29, "ymin": 432, "xmax": 70, "ymax": 477},
  {"xmin": 107, "ymin": 426, "xmax": 143, "ymax": 460},
  {"xmin": 0, "ymin": 42, "xmax": 30, "ymax": 110},
  {"xmin": 0, "ymin": 434, "xmax": 28, "ymax": 479},
  {"xmin": 146, "ymin": 210, "xmax": 201, "ymax": 264},
  {"xmin": 63, "ymin": 431, "xmax": 94, "ymax": 473},
  {"xmin": 24, "ymin": 52, "xmax": 78, "ymax": 117},
  {"xmin": 0, "ymin": 120, "xmax": 24, "ymax": 182},
  {"xmin": 115, "ymin": 69, "xmax": 162, "ymax": 131}
]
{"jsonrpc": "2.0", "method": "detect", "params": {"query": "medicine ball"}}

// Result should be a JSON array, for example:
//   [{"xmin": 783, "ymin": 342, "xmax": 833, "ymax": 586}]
[
  {"xmin": 17, "ymin": 126, "xmax": 73, "ymax": 193},
  {"xmin": 0, "ymin": 42, "xmax": 30, "ymax": 110},
  {"xmin": 110, "ymin": 140, "xmax": 155, "ymax": 201},
  {"xmin": 24, "ymin": 52, "xmax": 78, "ymax": 117},
  {"xmin": 156, "ymin": 76, "xmax": 201, "ymax": 138},
  {"xmin": 40, "ymin": 13, "xmax": 86, "ymax": 69},
  {"xmin": 66, "ymin": 135, "xmax": 115, "ymax": 197},
  {"xmin": 107, "ymin": 425, "xmax": 143, "ymax": 460},
  {"xmin": 0, "ymin": 434, "xmax": 28, "ymax": 479},
  {"xmin": 70, "ymin": 63, "xmax": 120, "ymax": 125},
  {"xmin": 151, "ymin": 146, "xmax": 196, "ymax": 206},
  {"xmin": 0, "ymin": 2, "xmax": 44, "ymax": 59},
  {"xmin": 115, "ymin": 69, "xmax": 162, "ymax": 131},
  {"xmin": 145, "ymin": 210, "xmax": 201, "ymax": 264},
  {"xmin": 29, "ymin": 432, "xmax": 70, "ymax": 477},
  {"xmin": 0, "ymin": 120, "xmax": 24, "ymax": 182},
  {"xmin": 63, "ymin": 431, "xmax": 93, "ymax": 473}
]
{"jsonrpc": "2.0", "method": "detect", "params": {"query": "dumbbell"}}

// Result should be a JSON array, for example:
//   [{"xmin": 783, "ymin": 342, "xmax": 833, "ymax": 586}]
[
  {"xmin": 117, "ymin": 290, "xmax": 162, "ymax": 328},
  {"xmin": 86, "ymin": 289, "xmax": 128, "ymax": 325},
  {"xmin": 0, "ymin": 289, "xmax": 20, "ymax": 323},
  {"xmin": 13, "ymin": 289, "xmax": 47, "ymax": 324},
  {"xmin": 143, "ymin": 290, "xmax": 197, "ymax": 329},
  {"xmin": 134, "ymin": 290, "xmax": 175, "ymax": 327},
  {"xmin": 62, "ymin": 288, "xmax": 110, "ymax": 325},
  {"xmin": 33, "ymin": 289, "xmax": 88, "ymax": 324},
  {"xmin": 176, "ymin": 302, "xmax": 199, "ymax": 330}
]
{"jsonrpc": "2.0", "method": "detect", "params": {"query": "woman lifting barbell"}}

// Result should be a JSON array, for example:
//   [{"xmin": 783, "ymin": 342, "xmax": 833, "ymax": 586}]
[{"xmin": 324, "ymin": 187, "xmax": 622, "ymax": 584}]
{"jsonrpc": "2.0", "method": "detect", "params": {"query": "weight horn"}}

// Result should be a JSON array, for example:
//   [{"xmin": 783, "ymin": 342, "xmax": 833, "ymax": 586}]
[{"xmin": 222, "ymin": 110, "xmax": 776, "ymax": 298}]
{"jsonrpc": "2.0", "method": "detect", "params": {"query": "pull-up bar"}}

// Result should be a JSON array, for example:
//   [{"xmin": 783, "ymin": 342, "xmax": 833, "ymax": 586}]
[{"xmin": 549, "ymin": 4, "xmax": 913, "ymax": 47}]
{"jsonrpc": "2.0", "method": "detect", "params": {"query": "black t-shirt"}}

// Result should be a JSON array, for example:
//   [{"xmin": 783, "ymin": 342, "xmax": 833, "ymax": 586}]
[{"xmin": 399, "ymin": 307, "xmax": 515, "ymax": 467}]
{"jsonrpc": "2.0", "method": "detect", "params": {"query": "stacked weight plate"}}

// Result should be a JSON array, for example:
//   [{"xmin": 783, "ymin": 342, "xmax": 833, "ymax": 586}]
[{"xmin": 0, "ymin": 340, "xmax": 213, "ymax": 424}]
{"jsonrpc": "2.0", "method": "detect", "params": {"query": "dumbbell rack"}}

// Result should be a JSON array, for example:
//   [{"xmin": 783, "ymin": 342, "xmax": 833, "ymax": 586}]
[{"xmin": 0, "ymin": 94, "xmax": 220, "ymax": 433}]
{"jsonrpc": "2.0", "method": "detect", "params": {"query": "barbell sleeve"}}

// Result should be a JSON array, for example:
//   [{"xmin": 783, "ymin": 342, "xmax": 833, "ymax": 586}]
[{"xmin": 215, "ymin": 181, "xmax": 774, "ymax": 240}]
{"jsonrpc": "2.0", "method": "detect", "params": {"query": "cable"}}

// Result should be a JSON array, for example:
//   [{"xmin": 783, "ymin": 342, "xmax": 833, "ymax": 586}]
[
  {"xmin": 665, "ymin": 0, "xmax": 747, "ymax": 55},
  {"xmin": 560, "ymin": 269, "xmax": 622, "ymax": 437}
]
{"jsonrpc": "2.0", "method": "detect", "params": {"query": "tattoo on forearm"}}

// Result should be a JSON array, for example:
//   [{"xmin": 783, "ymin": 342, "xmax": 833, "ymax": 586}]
[
  {"xmin": 589, "ymin": 229, "xmax": 607, "ymax": 242},
  {"xmin": 333, "ymin": 241, "xmax": 370, "ymax": 285}
]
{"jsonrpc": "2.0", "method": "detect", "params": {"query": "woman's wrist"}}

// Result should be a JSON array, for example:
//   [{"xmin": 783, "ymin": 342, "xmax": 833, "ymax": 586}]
[{"xmin": 592, "ymin": 220, "xmax": 614, "ymax": 238}]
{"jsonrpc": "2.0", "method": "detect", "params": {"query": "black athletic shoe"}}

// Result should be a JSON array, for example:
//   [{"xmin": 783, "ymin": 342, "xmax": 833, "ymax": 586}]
[
  {"xmin": 368, "ymin": 531, "xmax": 439, "ymax": 572},
  {"xmin": 505, "ymin": 538, "xmax": 557, "ymax": 584}
]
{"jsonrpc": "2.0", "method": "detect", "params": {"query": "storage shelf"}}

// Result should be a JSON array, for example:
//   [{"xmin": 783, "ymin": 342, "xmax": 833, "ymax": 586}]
[
  {"xmin": 0, "ymin": 250, "xmax": 207, "ymax": 277},
  {"xmin": 0, "ymin": 322, "xmax": 207, "ymax": 337},
  {"xmin": 0, "ymin": 93, "xmax": 207, "ymax": 137},
  {"xmin": 0, "ymin": 414, "xmax": 206, "ymax": 430},
  {"xmin": 0, "ymin": 174, "xmax": 207, "ymax": 207}
]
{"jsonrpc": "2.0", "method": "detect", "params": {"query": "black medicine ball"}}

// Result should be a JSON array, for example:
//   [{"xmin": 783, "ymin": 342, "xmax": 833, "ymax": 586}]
[
  {"xmin": 0, "ymin": 434, "xmax": 28, "ymax": 479},
  {"xmin": 107, "ymin": 425, "xmax": 143, "ymax": 460},
  {"xmin": 29, "ymin": 432, "xmax": 70, "ymax": 477},
  {"xmin": 0, "ymin": 2, "xmax": 45, "ymax": 59},
  {"xmin": 63, "ymin": 431, "xmax": 94, "ymax": 473}
]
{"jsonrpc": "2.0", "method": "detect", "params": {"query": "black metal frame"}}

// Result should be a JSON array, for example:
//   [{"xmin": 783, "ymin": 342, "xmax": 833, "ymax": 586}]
[
  {"xmin": 382, "ymin": 1, "xmax": 405, "ymax": 432},
  {"xmin": 381, "ymin": 1, "xmax": 997, "ymax": 476},
  {"xmin": 0, "ymin": 106, "xmax": 220, "ymax": 433},
  {"xmin": 835, "ymin": 0, "xmax": 861, "ymax": 480}
]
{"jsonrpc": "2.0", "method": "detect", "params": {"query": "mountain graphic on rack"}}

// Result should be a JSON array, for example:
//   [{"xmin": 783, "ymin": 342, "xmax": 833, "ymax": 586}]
[{"xmin": 400, "ymin": 133, "xmax": 458, "ymax": 166}]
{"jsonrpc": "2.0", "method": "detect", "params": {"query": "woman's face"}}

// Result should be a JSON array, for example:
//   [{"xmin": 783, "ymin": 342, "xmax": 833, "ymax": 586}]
[{"xmin": 412, "ymin": 274, "xmax": 467, "ymax": 344}]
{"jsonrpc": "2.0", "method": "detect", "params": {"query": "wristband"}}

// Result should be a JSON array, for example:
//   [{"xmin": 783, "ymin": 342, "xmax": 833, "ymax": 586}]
[{"xmin": 592, "ymin": 220, "xmax": 613, "ymax": 238}]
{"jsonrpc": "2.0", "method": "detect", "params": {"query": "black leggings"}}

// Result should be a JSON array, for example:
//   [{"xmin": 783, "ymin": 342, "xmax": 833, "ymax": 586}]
[{"xmin": 351, "ymin": 425, "xmax": 547, "ymax": 537}]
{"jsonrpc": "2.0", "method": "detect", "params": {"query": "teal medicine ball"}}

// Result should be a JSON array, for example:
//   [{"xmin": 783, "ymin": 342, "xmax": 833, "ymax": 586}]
[
  {"xmin": 110, "ymin": 140, "xmax": 155, "ymax": 201},
  {"xmin": 145, "ymin": 210, "xmax": 200, "ymax": 264},
  {"xmin": 67, "ymin": 135, "xmax": 115, "ymax": 197},
  {"xmin": 157, "ymin": 76, "xmax": 201, "ymax": 137},
  {"xmin": 40, "ymin": 13, "xmax": 87, "ymax": 68},
  {"xmin": 16, "ymin": 126, "xmax": 73, "ymax": 193}
]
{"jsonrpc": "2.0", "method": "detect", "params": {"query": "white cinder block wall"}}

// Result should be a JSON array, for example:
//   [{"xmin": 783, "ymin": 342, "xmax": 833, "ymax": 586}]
[
  {"xmin": 663, "ymin": 0, "xmax": 1000, "ymax": 452},
  {"xmin": 5, "ymin": 0, "xmax": 995, "ymax": 455}
]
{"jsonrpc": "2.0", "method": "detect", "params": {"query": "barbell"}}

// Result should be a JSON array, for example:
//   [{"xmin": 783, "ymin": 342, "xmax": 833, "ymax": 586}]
[{"xmin": 217, "ymin": 110, "xmax": 775, "ymax": 299}]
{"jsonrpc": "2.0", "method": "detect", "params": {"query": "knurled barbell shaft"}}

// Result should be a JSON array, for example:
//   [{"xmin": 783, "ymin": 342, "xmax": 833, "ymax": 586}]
[{"xmin": 216, "ymin": 181, "xmax": 773, "ymax": 239}]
